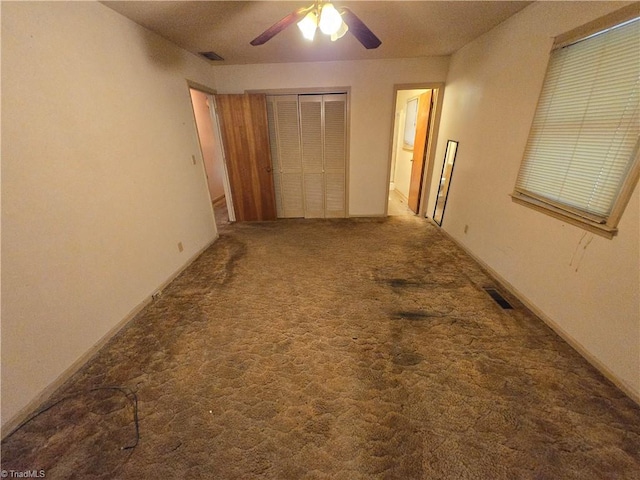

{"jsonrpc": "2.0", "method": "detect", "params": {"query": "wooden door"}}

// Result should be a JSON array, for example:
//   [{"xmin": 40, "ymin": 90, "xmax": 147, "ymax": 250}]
[
  {"xmin": 408, "ymin": 91, "xmax": 433, "ymax": 213},
  {"xmin": 215, "ymin": 94, "xmax": 276, "ymax": 221}
]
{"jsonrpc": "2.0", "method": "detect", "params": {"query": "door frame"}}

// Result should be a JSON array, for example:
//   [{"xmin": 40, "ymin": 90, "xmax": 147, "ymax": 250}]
[
  {"xmin": 385, "ymin": 83, "xmax": 445, "ymax": 218},
  {"xmin": 187, "ymin": 80, "xmax": 236, "ymax": 222}
]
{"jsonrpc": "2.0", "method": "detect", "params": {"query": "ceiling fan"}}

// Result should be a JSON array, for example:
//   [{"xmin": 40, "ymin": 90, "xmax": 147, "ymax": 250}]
[{"xmin": 250, "ymin": 1, "xmax": 382, "ymax": 49}]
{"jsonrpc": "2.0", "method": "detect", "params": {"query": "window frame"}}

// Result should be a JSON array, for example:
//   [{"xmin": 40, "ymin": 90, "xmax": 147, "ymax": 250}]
[{"xmin": 512, "ymin": 5, "xmax": 640, "ymax": 239}]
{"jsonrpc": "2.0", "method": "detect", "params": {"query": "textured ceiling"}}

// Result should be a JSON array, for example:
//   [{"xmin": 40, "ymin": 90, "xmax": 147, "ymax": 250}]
[{"xmin": 103, "ymin": 1, "xmax": 532, "ymax": 65}]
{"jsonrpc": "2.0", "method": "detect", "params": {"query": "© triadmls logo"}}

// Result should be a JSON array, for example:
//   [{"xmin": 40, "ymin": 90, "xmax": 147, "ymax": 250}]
[{"xmin": 1, "ymin": 471, "xmax": 46, "ymax": 479}]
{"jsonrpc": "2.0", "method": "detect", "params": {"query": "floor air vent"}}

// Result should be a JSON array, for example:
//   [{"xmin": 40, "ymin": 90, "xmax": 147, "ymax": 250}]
[{"xmin": 483, "ymin": 287, "xmax": 513, "ymax": 309}]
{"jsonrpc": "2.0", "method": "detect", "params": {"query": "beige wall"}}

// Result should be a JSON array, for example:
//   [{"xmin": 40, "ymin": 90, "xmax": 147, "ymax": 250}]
[
  {"xmin": 431, "ymin": 1, "xmax": 640, "ymax": 398},
  {"xmin": 213, "ymin": 58, "xmax": 449, "ymax": 216},
  {"xmin": 2, "ymin": 2, "xmax": 217, "ymax": 426}
]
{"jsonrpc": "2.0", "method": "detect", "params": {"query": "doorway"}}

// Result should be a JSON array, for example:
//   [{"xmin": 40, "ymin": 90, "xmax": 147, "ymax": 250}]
[
  {"xmin": 188, "ymin": 87, "xmax": 235, "ymax": 227},
  {"xmin": 387, "ymin": 85, "xmax": 441, "ymax": 218}
]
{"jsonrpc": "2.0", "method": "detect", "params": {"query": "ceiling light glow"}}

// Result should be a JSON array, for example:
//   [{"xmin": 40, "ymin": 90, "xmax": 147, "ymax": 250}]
[
  {"xmin": 297, "ymin": 11, "xmax": 318, "ymax": 40},
  {"xmin": 330, "ymin": 18, "xmax": 349, "ymax": 41},
  {"xmin": 319, "ymin": 3, "xmax": 342, "ymax": 35}
]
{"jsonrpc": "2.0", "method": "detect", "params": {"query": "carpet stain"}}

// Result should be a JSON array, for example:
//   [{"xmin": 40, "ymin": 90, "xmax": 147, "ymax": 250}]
[
  {"xmin": 391, "ymin": 350, "xmax": 424, "ymax": 366},
  {"xmin": 386, "ymin": 278, "xmax": 423, "ymax": 288}
]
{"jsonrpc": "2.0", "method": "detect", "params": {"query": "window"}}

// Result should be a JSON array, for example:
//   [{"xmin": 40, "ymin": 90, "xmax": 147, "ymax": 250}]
[{"xmin": 512, "ymin": 7, "xmax": 640, "ymax": 238}]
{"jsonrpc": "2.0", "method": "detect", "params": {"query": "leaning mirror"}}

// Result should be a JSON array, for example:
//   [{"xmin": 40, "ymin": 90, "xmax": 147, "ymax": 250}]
[{"xmin": 433, "ymin": 140, "xmax": 459, "ymax": 226}]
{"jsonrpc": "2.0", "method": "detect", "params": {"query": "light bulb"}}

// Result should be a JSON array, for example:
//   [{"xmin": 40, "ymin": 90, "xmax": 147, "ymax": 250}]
[
  {"xmin": 330, "ymin": 19, "xmax": 349, "ymax": 41},
  {"xmin": 319, "ymin": 3, "xmax": 342, "ymax": 35},
  {"xmin": 297, "ymin": 11, "xmax": 318, "ymax": 41}
]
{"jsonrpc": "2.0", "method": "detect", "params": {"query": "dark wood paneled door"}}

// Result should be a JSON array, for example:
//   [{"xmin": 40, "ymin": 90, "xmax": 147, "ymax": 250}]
[
  {"xmin": 215, "ymin": 94, "xmax": 277, "ymax": 221},
  {"xmin": 408, "ymin": 90, "xmax": 433, "ymax": 213}
]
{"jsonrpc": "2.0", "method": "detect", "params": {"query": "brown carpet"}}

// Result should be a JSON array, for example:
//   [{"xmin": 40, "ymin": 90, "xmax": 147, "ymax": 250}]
[{"xmin": 2, "ymin": 216, "xmax": 640, "ymax": 479}]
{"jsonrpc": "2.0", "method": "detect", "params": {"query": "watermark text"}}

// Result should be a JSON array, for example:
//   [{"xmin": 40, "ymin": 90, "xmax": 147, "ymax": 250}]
[{"xmin": 1, "ymin": 470, "xmax": 46, "ymax": 478}]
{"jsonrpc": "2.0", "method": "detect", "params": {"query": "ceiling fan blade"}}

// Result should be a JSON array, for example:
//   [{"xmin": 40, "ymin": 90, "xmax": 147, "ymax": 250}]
[
  {"xmin": 250, "ymin": 6, "xmax": 311, "ymax": 46},
  {"xmin": 340, "ymin": 7, "xmax": 381, "ymax": 49}
]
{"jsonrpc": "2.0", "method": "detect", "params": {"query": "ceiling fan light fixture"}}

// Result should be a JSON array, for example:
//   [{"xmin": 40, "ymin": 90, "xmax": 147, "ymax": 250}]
[
  {"xmin": 297, "ymin": 11, "xmax": 318, "ymax": 41},
  {"xmin": 250, "ymin": 2, "xmax": 380, "ymax": 50},
  {"xmin": 319, "ymin": 3, "xmax": 343, "ymax": 35}
]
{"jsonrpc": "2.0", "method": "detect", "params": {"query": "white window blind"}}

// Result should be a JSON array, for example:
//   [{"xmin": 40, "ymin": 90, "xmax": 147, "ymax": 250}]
[{"xmin": 515, "ymin": 17, "xmax": 640, "ymax": 223}]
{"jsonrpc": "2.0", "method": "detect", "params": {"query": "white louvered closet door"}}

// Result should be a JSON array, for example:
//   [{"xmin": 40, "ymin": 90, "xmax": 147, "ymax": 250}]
[
  {"xmin": 323, "ymin": 94, "xmax": 347, "ymax": 218},
  {"xmin": 266, "ymin": 95, "xmax": 305, "ymax": 218},
  {"xmin": 269, "ymin": 93, "xmax": 347, "ymax": 219},
  {"xmin": 299, "ymin": 95, "xmax": 325, "ymax": 218}
]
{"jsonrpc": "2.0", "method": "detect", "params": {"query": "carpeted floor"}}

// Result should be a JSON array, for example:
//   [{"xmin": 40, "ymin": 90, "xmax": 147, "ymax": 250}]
[{"xmin": 2, "ymin": 216, "xmax": 640, "ymax": 479}]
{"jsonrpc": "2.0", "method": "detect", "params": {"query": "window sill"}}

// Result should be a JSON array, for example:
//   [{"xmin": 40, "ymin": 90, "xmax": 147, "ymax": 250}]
[{"xmin": 510, "ymin": 193, "xmax": 617, "ymax": 239}]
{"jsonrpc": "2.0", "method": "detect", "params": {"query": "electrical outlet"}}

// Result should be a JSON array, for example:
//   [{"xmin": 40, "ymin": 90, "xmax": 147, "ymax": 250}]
[
  {"xmin": 177, "ymin": 242, "xmax": 184, "ymax": 252},
  {"xmin": 152, "ymin": 291, "xmax": 161, "ymax": 301}
]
